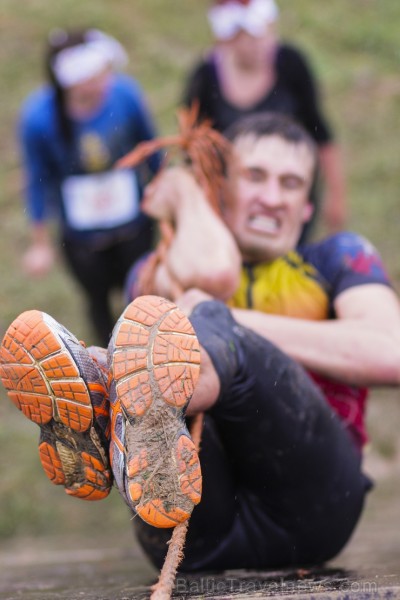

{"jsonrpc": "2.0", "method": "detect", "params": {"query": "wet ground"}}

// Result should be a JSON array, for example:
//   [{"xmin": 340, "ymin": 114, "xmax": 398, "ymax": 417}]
[{"xmin": 0, "ymin": 467, "xmax": 399, "ymax": 600}]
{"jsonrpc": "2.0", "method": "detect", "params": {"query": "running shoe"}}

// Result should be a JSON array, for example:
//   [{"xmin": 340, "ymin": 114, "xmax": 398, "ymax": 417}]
[
  {"xmin": 0, "ymin": 310, "xmax": 112, "ymax": 500},
  {"xmin": 108, "ymin": 295, "xmax": 202, "ymax": 528}
]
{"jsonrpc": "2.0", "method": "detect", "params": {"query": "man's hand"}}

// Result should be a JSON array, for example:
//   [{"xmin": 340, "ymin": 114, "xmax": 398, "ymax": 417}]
[
  {"xmin": 142, "ymin": 166, "xmax": 198, "ymax": 220},
  {"xmin": 141, "ymin": 164, "xmax": 241, "ymax": 302}
]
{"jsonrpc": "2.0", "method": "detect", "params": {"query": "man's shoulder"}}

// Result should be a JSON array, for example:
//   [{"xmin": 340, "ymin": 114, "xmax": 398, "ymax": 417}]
[
  {"xmin": 299, "ymin": 231, "xmax": 390, "ymax": 290},
  {"xmin": 301, "ymin": 231, "xmax": 382, "ymax": 261}
]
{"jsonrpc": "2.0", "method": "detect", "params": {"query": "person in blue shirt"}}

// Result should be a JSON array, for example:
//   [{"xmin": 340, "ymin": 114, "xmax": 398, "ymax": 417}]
[{"xmin": 19, "ymin": 28, "xmax": 161, "ymax": 345}]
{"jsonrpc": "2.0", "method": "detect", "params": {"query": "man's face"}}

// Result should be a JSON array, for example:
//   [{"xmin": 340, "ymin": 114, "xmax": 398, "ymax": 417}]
[{"xmin": 223, "ymin": 134, "xmax": 315, "ymax": 262}]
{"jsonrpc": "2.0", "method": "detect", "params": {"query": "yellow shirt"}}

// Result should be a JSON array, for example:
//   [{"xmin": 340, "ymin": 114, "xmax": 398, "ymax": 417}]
[{"xmin": 228, "ymin": 251, "xmax": 328, "ymax": 321}]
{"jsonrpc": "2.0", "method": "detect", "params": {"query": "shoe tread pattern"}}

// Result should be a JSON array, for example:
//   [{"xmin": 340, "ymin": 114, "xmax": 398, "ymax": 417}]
[
  {"xmin": 110, "ymin": 295, "xmax": 202, "ymax": 528},
  {"xmin": 0, "ymin": 310, "xmax": 112, "ymax": 500}
]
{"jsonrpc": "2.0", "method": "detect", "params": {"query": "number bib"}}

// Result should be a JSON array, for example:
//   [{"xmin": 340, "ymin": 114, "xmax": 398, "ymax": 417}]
[{"xmin": 62, "ymin": 170, "xmax": 139, "ymax": 230}]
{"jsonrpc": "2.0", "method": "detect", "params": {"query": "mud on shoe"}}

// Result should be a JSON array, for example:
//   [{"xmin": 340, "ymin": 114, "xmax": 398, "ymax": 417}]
[
  {"xmin": 0, "ymin": 310, "xmax": 112, "ymax": 500},
  {"xmin": 108, "ymin": 295, "xmax": 202, "ymax": 528}
]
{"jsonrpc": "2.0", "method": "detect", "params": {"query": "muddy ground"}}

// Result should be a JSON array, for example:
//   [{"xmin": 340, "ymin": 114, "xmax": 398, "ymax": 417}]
[{"xmin": 0, "ymin": 457, "xmax": 399, "ymax": 600}]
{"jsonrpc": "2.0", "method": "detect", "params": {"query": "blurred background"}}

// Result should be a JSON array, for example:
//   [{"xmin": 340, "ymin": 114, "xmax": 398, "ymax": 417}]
[{"xmin": 0, "ymin": 0, "xmax": 399, "ymax": 547}]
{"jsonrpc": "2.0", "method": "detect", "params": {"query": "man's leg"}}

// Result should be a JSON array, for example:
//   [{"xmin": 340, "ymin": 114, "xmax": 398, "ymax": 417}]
[
  {"xmin": 131, "ymin": 299, "xmax": 369, "ymax": 571},
  {"xmin": 108, "ymin": 295, "xmax": 203, "ymax": 528},
  {"xmin": 188, "ymin": 300, "xmax": 369, "ymax": 568},
  {"xmin": 0, "ymin": 310, "xmax": 112, "ymax": 499},
  {"xmin": 0, "ymin": 296, "xmax": 369, "ymax": 571}
]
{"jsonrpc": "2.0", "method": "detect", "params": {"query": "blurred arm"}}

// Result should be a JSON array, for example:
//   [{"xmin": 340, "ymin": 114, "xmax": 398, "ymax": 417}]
[
  {"xmin": 143, "ymin": 166, "xmax": 241, "ymax": 300},
  {"xmin": 22, "ymin": 222, "xmax": 55, "ymax": 277},
  {"xmin": 318, "ymin": 143, "xmax": 347, "ymax": 232},
  {"xmin": 19, "ymin": 106, "xmax": 56, "ymax": 277},
  {"xmin": 232, "ymin": 284, "xmax": 400, "ymax": 387}
]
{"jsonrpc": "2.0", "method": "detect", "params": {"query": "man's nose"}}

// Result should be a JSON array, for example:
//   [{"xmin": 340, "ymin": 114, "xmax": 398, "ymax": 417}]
[{"xmin": 259, "ymin": 178, "xmax": 282, "ymax": 207}]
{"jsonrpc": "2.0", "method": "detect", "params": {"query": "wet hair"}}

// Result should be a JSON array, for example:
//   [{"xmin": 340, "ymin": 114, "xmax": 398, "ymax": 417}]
[
  {"xmin": 44, "ymin": 28, "xmax": 89, "ymax": 143},
  {"xmin": 224, "ymin": 111, "xmax": 318, "ymax": 169}
]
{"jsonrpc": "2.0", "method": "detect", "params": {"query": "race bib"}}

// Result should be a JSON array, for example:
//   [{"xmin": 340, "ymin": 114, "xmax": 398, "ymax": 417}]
[{"xmin": 62, "ymin": 170, "xmax": 140, "ymax": 230}]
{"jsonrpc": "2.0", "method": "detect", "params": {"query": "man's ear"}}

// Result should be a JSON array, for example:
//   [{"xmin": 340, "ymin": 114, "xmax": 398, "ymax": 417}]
[{"xmin": 302, "ymin": 201, "xmax": 314, "ymax": 223}]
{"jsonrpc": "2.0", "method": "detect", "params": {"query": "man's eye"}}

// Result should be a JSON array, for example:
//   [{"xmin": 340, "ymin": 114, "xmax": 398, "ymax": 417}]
[
  {"xmin": 242, "ymin": 168, "xmax": 266, "ymax": 182},
  {"xmin": 282, "ymin": 176, "xmax": 303, "ymax": 189}
]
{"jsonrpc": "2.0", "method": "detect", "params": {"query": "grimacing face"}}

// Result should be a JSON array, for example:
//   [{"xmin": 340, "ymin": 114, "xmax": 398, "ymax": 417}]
[{"xmin": 223, "ymin": 134, "xmax": 315, "ymax": 262}]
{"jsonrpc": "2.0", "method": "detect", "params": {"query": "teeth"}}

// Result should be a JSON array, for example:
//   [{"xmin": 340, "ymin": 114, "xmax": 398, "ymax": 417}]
[{"xmin": 248, "ymin": 215, "xmax": 279, "ymax": 233}]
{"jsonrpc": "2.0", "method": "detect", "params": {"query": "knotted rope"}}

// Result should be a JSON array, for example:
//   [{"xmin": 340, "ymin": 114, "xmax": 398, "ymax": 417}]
[
  {"xmin": 150, "ymin": 413, "xmax": 204, "ymax": 600},
  {"xmin": 116, "ymin": 106, "xmax": 231, "ymax": 598},
  {"xmin": 116, "ymin": 102, "xmax": 233, "ymax": 297}
]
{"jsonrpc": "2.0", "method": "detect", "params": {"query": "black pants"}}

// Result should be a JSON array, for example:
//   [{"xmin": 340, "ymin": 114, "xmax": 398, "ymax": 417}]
[
  {"xmin": 134, "ymin": 301, "xmax": 370, "ymax": 571},
  {"xmin": 62, "ymin": 222, "xmax": 154, "ymax": 346}
]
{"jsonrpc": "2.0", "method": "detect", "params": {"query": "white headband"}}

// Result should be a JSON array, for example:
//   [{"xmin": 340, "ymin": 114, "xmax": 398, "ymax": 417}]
[
  {"xmin": 208, "ymin": 0, "xmax": 279, "ymax": 40},
  {"xmin": 52, "ymin": 30, "xmax": 128, "ymax": 88}
]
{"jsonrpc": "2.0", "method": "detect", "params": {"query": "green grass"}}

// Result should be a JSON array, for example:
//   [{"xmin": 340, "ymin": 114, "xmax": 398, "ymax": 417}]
[{"xmin": 0, "ymin": 0, "xmax": 400, "ymax": 541}]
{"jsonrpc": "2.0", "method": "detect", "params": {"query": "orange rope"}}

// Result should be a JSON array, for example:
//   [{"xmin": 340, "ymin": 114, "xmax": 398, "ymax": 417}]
[
  {"xmin": 116, "ymin": 103, "xmax": 233, "ymax": 297},
  {"xmin": 119, "ymin": 107, "xmax": 219, "ymax": 598},
  {"xmin": 150, "ymin": 413, "xmax": 204, "ymax": 600}
]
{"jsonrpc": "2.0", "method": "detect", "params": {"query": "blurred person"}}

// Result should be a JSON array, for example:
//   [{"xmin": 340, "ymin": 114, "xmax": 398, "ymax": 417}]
[
  {"xmin": 183, "ymin": 0, "xmax": 347, "ymax": 238},
  {"xmin": 19, "ymin": 28, "xmax": 161, "ymax": 345},
  {"xmin": 2, "ymin": 113, "xmax": 400, "ymax": 574}
]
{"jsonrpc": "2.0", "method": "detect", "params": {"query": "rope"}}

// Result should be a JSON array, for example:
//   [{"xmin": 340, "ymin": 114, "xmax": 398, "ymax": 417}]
[
  {"xmin": 150, "ymin": 413, "xmax": 204, "ymax": 600},
  {"xmin": 116, "ymin": 103, "xmax": 233, "ymax": 297},
  {"xmin": 117, "ymin": 105, "xmax": 220, "ymax": 598}
]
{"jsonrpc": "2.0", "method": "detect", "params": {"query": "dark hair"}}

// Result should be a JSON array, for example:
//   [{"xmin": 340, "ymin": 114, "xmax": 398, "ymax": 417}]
[
  {"xmin": 224, "ymin": 112, "xmax": 318, "ymax": 167},
  {"xmin": 44, "ymin": 28, "xmax": 90, "ymax": 143}
]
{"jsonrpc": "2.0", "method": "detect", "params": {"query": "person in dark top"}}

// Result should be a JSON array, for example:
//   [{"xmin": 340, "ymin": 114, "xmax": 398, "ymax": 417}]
[{"xmin": 183, "ymin": 0, "xmax": 347, "ymax": 237}]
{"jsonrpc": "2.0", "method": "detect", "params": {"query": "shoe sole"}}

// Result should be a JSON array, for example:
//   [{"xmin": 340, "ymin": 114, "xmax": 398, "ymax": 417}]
[
  {"xmin": 110, "ymin": 295, "xmax": 202, "ymax": 528},
  {"xmin": 0, "ymin": 310, "xmax": 112, "ymax": 500}
]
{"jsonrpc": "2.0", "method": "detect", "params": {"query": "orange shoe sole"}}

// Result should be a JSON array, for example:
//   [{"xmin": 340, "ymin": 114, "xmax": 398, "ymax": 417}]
[
  {"xmin": 0, "ymin": 310, "xmax": 112, "ymax": 500},
  {"xmin": 110, "ymin": 295, "xmax": 202, "ymax": 527}
]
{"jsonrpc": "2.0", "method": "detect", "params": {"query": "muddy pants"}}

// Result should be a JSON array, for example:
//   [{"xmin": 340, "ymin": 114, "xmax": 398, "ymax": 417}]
[{"xmin": 133, "ymin": 300, "xmax": 370, "ymax": 571}]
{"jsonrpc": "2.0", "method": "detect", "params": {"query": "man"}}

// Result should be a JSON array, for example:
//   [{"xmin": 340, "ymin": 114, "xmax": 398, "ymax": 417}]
[{"xmin": 1, "ymin": 113, "xmax": 400, "ymax": 572}]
